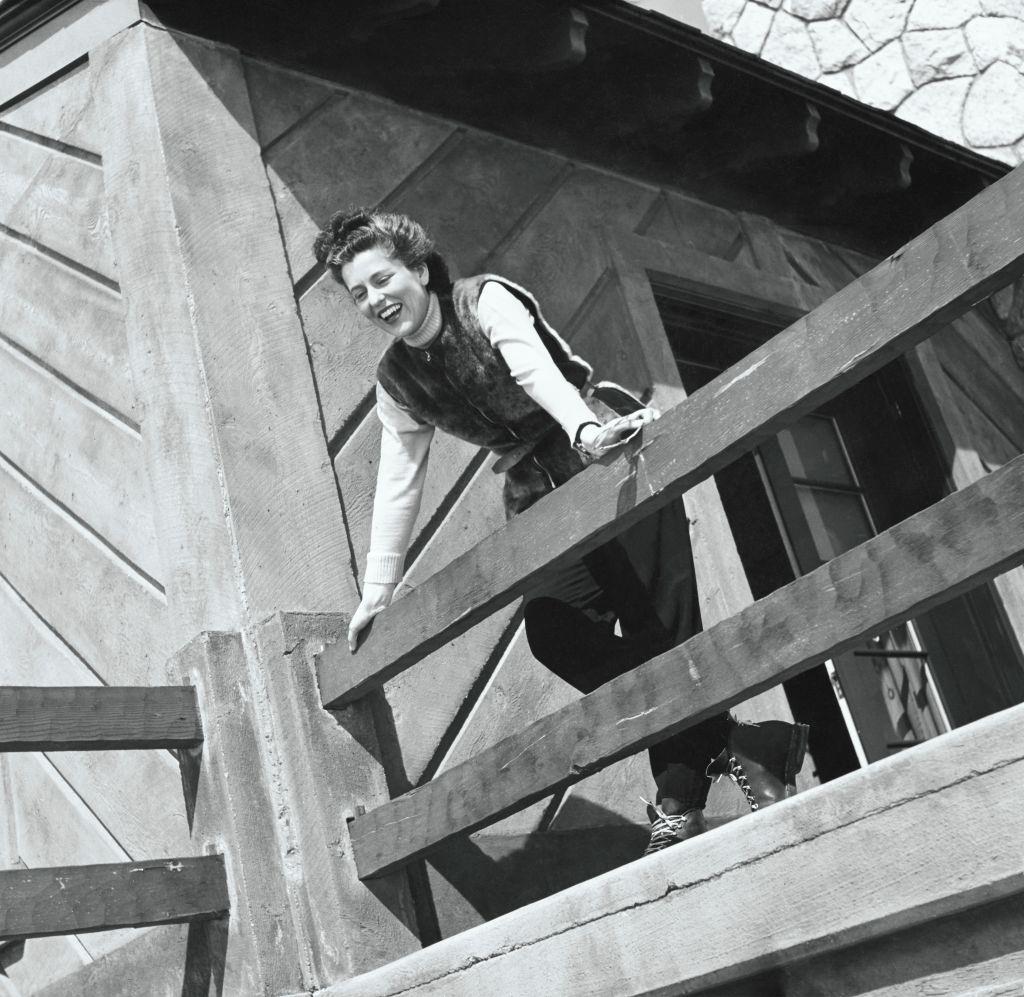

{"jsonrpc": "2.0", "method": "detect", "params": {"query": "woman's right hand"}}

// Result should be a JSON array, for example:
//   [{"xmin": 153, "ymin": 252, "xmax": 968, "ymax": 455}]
[{"xmin": 348, "ymin": 582, "xmax": 398, "ymax": 652}]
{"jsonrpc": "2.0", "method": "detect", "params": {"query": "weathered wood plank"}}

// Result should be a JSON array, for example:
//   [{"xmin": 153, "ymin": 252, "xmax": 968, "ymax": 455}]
[
  {"xmin": 324, "ymin": 703, "xmax": 1024, "ymax": 997},
  {"xmin": 348, "ymin": 454, "xmax": 1024, "ymax": 877},
  {"xmin": 0, "ymin": 340, "xmax": 158, "ymax": 579},
  {"xmin": 0, "ymin": 233, "xmax": 134, "ymax": 421},
  {"xmin": 6, "ymin": 752, "xmax": 137, "ymax": 958},
  {"xmin": 933, "ymin": 324, "xmax": 1024, "ymax": 450},
  {"xmin": 0, "ymin": 687, "xmax": 201, "ymax": 752},
  {"xmin": 321, "ymin": 165, "xmax": 1024, "ymax": 708},
  {"xmin": 265, "ymin": 91, "xmax": 454, "ymax": 280},
  {"xmin": 0, "ymin": 458, "xmax": 169, "ymax": 685},
  {"xmin": 0, "ymin": 60, "xmax": 100, "ymax": 155},
  {"xmin": 0, "ymin": 130, "xmax": 114, "ymax": 279},
  {"xmin": 97, "ymin": 25, "xmax": 356, "ymax": 641},
  {"xmin": 0, "ymin": 857, "xmax": 228, "ymax": 939},
  {"xmin": 0, "ymin": 575, "xmax": 192, "ymax": 861},
  {"xmin": 241, "ymin": 56, "xmax": 336, "ymax": 150}
]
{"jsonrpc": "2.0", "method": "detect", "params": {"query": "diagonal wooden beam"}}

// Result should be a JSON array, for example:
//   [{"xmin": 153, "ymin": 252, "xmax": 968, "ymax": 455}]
[
  {"xmin": 0, "ymin": 856, "xmax": 229, "ymax": 939},
  {"xmin": 348, "ymin": 454, "xmax": 1024, "ymax": 878},
  {"xmin": 318, "ymin": 163, "xmax": 1024, "ymax": 710},
  {"xmin": 0, "ymin": 686, "xmax": 202, "ymax": 751}
]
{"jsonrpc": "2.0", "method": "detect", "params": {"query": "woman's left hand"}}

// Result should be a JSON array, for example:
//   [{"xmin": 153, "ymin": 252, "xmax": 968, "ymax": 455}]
[{"xmin": 578, "ymin": 407, "xmax": 660, "ymax": 455}]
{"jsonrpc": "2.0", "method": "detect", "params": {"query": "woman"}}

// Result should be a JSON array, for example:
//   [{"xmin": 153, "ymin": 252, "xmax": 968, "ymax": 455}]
[{"xmin": 314, "ymin": 208, "xmax": 808, "ymax": 855}]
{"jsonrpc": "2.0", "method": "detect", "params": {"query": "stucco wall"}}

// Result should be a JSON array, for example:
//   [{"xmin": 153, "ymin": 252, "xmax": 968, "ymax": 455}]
[{"xmin": 701, "ymin": 0, "xmax": 1024, "ymax": 166}]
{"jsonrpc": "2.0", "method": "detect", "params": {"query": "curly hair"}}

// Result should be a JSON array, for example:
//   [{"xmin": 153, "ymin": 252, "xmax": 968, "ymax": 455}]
[{"xmin": 313, "ymin": 207, "xmax": 452, "ymax": 293}]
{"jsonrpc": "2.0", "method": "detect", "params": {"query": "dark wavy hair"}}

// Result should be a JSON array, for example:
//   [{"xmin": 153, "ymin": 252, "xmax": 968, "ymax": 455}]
[{"xmin": 313, "ymin": 207, "xmax": 452, "ymax": 294}]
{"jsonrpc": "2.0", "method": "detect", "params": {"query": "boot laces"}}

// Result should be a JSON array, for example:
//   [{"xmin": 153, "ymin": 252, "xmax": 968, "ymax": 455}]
[
  {"xmin": 642, "ymin": 799, "xmax": 697, "ymax": 855},
  {"xmin": 725, "ymin": 755, "xmax": 759, "ymax": 812}
]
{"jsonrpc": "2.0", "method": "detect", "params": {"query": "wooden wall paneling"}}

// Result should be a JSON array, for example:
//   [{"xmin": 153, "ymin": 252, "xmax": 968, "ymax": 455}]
[
  {"xmin": 96, "ymin": 25, "xmax": 356, "ymax": 637},
  {"xmin": 349, "ymin": 454, "xmax": 1024, "ymax": 878},
  {"xmin": 775, "ymin": 229, "xmax": 856, "ymax": 293},
  {"xmin": 0, "ymin": 340, "xmax": 159, "ymax": 580},
  {"xmin": 299, "ymin": 279, "xmax": 390, "ymax": 443},
  {"xmin": 951, "ymin": 311, "xmax": 1024, "ymax": 404},
  {"xmin": 2, "ymin": 935, "xmax": 90, "ymax": 997},
  {"xmin": 0, "ymin": 752, "xmax": 16, "ymax": 866},
  {"xmin": 332, "ymin": 409, "xmax": 484, "ymax": 583},
  {"xmin": 0, "ymin": 460, "xmax": 169, "ymax": 684},
  {"xmin": 264, "ymin": 91, "xmax": 455, "ymax": 281},
  {"xmin": 0, "ymin": 576, "xmax": 191, "ymax": 860},
  {"xmin": 494, "ymin": 166, "xmax": 658, "ymax": 330},
  {"xmin": 383, "ymin": 458, "xmax": 517, "ymax": 784},
  {"xmin": 0, "ymin": 131, "xmax": 114, "ymax": 279},
  {"xmin": 943, "ymin": 376, "xmax": 1020, "ymax": 470},
  {"xmin": 0, "ymin": 0, "xmax": 144, "ymax": 108},
  {"xmin": 933, "ymin": 328, "xmax": 1024, "ymax": 452},
  {"xmin": 737, "ymin": 210, "xmax": 795, "ymax": 280},
  {"xmin": 908, "ymin": 341, "xmax": 1024, "ymax": 663},
  {"xmin": 386, "ymin": 131, "xmax": 565, "ymax": 280},
  {"xmin": 7, "ymin": 753, "xmax": 140, "ymax": 958},
  {"xmin": 241, "ymin": 56, "xmax": 337, "ymax": 151},
  {"xmin": 0, "ymin": 59, "xmax": 100, "ymax": 155},
  {"xmin": 658, "ymin": 190, "xmax": 746, "ymax": 261},
  {"xmin": 0, "ymin": 234, "xmax": 134, "ymax": 421}
]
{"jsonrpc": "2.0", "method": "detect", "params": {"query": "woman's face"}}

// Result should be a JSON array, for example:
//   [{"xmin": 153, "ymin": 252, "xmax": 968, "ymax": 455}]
[{"xmin": 341, "ymin": 247, "xmax": 430, "ymax": 340}]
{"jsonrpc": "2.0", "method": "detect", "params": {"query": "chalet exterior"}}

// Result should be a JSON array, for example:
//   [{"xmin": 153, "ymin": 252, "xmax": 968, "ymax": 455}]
[{"xmin": 1, "ymin": 1, "xmax": 1023, "ymax": 994}]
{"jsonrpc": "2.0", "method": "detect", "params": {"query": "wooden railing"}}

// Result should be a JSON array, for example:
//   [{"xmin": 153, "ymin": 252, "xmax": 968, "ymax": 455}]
[
  {"xmin": 317, "ymin": 163, "xmax": 1024, "ymax": 880},
  {"xmin": 0, "ymin": 686, "xmax": 228, "ymax": 940}
]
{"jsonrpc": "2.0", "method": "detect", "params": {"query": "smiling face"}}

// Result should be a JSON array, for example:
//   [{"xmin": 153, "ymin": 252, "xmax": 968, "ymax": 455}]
[{"xmin": 340, "ymin": 246, "xmax": 431, "ymax": 340}]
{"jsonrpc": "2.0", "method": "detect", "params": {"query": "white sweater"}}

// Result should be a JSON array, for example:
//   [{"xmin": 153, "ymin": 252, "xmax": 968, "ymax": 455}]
[{"xmin": 366, "ymin": 281, "xmax": 597, "ymax": 585}]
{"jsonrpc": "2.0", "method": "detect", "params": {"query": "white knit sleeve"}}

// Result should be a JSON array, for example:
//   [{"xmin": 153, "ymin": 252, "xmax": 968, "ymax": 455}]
[
  {"xmin": 365, "ymin": 383, "xmax": 435, "ymax": 585},
  {"xmin": 478, "ymin": 281, "xmax": 598, "ymax": 442}
]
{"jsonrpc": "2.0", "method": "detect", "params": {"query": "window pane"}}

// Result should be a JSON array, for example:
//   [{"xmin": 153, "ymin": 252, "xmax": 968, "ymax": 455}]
[
  {"xmin": 795, "ymin": 485, "xmax": 873, "ymax": 561},
  {"xmin": 778, "ymin": 416, "xmax": 854, "ymax": 486}
]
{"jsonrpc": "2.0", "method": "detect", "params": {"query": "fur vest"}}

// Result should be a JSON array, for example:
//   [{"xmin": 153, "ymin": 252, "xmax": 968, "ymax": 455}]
[{"xmin": 376, "ymin": 275, "xmax": 593, "ymax": 460}]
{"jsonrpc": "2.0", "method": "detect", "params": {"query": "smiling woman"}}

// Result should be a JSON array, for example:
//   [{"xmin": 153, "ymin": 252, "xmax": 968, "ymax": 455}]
[{"xmin": 312, "ymin": 207, "xmax": 807, "ymax": 856}]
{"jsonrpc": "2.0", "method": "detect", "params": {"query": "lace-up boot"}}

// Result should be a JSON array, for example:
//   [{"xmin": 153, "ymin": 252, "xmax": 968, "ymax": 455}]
[
  {"xmin": 706, "ymin": 720, "xmax": 810, "ymax": 812},
  {"xmin": 643, "ymin": 761, "xmax": 712, "ymax": 855}
]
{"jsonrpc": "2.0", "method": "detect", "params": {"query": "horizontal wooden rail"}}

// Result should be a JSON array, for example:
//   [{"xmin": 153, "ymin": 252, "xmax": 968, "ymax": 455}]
[
  {"xmin": 0, "ymin": 856, "xmax": 229, "ymax": 939},
  {"xmin": 0, "ymin": 686, "xmax": 202, "ymax": 751},
  {"xmin": 319, "ymin": 163, "xmax": 1024, "ymax": 708},
  {"xmin": 348, "ymin": 454, "xmax": 1024, "ymax": 878}
]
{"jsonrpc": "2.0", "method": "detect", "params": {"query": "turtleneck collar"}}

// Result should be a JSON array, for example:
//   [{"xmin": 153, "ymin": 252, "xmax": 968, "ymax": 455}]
[{"xmin": 402, "ymin": 292, "xmax": 442, "ymax": 350}]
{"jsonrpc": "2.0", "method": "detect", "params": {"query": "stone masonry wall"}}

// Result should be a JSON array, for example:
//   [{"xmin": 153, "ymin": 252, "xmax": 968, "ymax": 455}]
[{"xmin": 701, "ymin": 0, "xmax": 1024, "ymax": 166}]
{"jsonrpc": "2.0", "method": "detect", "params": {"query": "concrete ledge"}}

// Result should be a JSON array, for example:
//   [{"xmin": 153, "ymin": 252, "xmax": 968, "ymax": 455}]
[{"xmin": 323, "ymin": 702, "xmax": 1024, "ymax": 996}]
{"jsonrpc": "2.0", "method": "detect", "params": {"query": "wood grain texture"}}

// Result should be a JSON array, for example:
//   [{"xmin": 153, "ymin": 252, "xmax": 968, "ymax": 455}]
[
  {"xmin": 0, "ymin": 130, "xmax": 114, "ymax": 279},
  {"xmin": 0, "ymin": 0, "xmax": 143, "ymax": 108},
  {"xmin": 934, "ymin": 324, "xmax": 1024, "ymax": 450},
  {"xmin": 324, "ymin": 703, "xmax": 1024, "ymax": 997},
  {"xmin": 265, "ymin": 91, "xmax": 454, "ymax": 280},
  {"xmin": 0, "ymin": 576, "xmax": 192, "ymax": 863},
  {"xmin": 0, "ymin": 459, "xmax": 169, "ymax": 685},
  {"xmin": 0, "ymin": 857, "xmax": 227, "ymax": 939},
  {"xmin": 495, "ymin": 166, "xmax": 657, "ymax": 330},
  {"xmin": 349, "ymin": 454, "xmax": 1024, "ymax": 877},
  {"xmin": 318, "ymin": 164, "xmax": 1024, "ymax": 707},
  {"xmin": 0, "ymin": 233, "xmax": 134, "ymax": 421},
  {"xmin": 6, "ymin": 752, "xmax": 137, "ymax": 959},
  {"xmin": 907, "ymin": 341, "xmax": 1024, "ymax": 663},
  {"xmin": 0, "ymin": 59, "xmax": 100, "ymax": 155},
  {"xmin": 644, "ymin": 191, "xmax": 744, "ymax": 260},
  {"xmin": 776, "ymin": 229, "xmax": 856, "ymax": 293},
  {"xmin": 953, "ymin": 310, "xmax": 1024, "ymax": 404},
  {"xmin": 0, "ymin": 340, "xmax": 158, "ymax": 580},
  {"xmin": 96, "ymin": 25, "xmax": 355, "ymax": 639},
  {"xmin": 242, "ymin": 56, "xmax": 336, "ymax": 150},
  {"xmin": 0, "ymin": 686, "xmax": 201, "ymax": 751}
]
